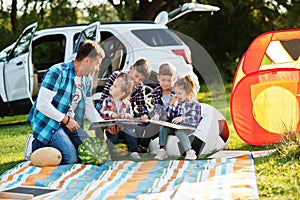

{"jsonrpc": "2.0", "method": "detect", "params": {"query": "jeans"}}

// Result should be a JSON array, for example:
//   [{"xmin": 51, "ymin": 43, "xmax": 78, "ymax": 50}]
[
  {"xmin": 159, "ymin": 127, "xmax": 191, "ymax": 151},
  {"xmin": 32, "ymin": 128, "xmax": 89, "ymax": 164},
  {"xmin": 106, "ymin": 128, "xmax": 138, "ymax": 152},
  {"xmin": 135, "ymin": 123, "xmax": 159, "ymax": 148}
]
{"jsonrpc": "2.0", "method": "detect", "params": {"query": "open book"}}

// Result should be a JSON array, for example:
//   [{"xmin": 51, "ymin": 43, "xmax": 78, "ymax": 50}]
[{"xmin": 89, "ymin": 119, "xmax": 196, "ymax": 131}]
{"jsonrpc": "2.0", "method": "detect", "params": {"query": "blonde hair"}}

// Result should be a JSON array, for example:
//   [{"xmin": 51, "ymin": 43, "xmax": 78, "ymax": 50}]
[
  {"xmin": 159, "ymin": 62, "xmax": 176, "ymax": 76},
  {"xmin": 174, "ymin": 75, "xmax": 197, "ymax": 100},
  {"xmin": 133, "ymin": 57, "xmax": 151, "ymax": 79},
  {"xmin": 116, "ymin": 72, "xmax": 134, "ymax": 100}
]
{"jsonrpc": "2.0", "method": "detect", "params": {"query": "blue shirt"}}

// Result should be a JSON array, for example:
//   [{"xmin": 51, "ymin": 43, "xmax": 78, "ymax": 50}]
[{"xmin": 27, "ymin": 61, "xmax": 92, "ymax": 144}]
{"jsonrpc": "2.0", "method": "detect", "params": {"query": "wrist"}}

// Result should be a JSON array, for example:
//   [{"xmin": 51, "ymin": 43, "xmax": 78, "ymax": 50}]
[{"xmin": 62, "ymin": 115, "xmax": 70, "ymax": 125}]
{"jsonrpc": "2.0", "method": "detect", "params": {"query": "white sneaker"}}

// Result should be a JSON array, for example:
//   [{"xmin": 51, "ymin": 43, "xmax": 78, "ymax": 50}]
[
  {"xmin": 24, "ymin": 135, "xmax": 34, "ymax": 160},
  {"xmin": 130, "ymin": 152, "xmax": 141, "ymax": 160},
  {"xmin": 154, "ymin": 149, "xmax": 168, "ymax": 160},
  {"xmin": 185, "ymin": 149, "xmax": 197, "ymax": 160}
]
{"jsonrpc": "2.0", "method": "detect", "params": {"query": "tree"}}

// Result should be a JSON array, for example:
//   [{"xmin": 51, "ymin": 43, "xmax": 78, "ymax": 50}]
[
  {"xmin": 1, "ymin": 0, "xmax": 300, "ymax": 82},
  {"xmin": 169, "ymin": 0, "xmax": 300, "ymax": 82},
  {"xmin": 107, "ymin": 0, "xmax": 191, "ymax": 20},
  {"xmin": 10, "ymin": 0, "xmax": 17, "ymax": 33}
]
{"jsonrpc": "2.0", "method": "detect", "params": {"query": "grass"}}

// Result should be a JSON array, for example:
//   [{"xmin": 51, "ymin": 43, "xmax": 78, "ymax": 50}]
[{"xmin": 0, "ymin": 89, "xmax": 299, "ymax": 199}]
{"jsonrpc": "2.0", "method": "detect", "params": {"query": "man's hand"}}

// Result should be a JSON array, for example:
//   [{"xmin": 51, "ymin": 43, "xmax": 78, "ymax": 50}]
[
  {"xmin": 66, "ymin": 118, "xmax": 80, "ymax": 131},
  {"xmin": 61, "ymin": 115, "xmax": 80, "ymax": 132}
]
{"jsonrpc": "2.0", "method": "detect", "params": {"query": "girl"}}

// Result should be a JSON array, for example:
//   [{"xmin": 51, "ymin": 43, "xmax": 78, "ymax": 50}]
[
  {"xmin": 100, "ymin": 72, "xmax": 141, "ymax": 160},
  {"xmin": 154, "ymin": 75, "xmax": 202, "ymax": 160}
]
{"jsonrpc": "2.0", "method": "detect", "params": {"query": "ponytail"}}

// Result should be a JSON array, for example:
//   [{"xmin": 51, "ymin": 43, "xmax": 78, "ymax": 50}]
[{"xmin": 174, "ymin": 75, "xmax": 197, "ymax": 100}]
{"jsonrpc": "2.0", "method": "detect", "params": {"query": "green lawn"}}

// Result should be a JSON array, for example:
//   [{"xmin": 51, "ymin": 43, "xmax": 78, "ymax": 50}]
[{"xmin": 0, "ymin": 91, "xmax": 299, "ymax": 199}]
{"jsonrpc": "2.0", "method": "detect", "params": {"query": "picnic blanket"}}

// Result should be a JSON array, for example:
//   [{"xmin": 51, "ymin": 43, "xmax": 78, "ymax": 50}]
[{"xmin": 0, "ymin": 154, "xmax": 259, "ymax": 199}]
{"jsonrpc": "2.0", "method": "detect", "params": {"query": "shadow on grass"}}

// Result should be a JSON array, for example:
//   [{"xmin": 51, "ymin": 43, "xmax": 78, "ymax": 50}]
[
  {"xmin": 0, "ymin": 160, "xmax": 24, "ymax": 175},
  {"xmin": 0, "ymin": 121, "xmax": 26, "ymax": 127}
]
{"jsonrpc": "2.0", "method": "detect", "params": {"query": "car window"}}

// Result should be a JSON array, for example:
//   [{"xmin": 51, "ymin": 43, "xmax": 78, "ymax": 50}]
[
  {"xmin": 32, "ymin": 34, "xmax": 66, "ymax": 71},
  {"xmin": 73, "ymin": 32, "xmax": 80, "ymax": 52},
  {"xmin": 10, "ymin": 28, "xmax": 34, "ymax": 58},
  {"xmin": 131, "ymin": 29, "xmax": 182, "ymax": 47}
]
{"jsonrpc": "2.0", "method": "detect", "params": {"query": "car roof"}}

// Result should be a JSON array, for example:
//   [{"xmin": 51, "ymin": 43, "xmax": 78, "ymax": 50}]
[{"xmin": 35, "ymin": 21, "xmax": 166, "ymax": 33}]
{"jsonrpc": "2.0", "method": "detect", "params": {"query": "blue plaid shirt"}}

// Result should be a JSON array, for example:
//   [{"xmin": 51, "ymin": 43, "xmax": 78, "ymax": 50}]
[
  {"xmin": 166, "ymin": 100, "xmax": 202, "ymax": 128},
  {"xmin": 97, "ymin": 71, "xmax": 148, "ymax": 116},
  {"xmin": 27, "ymin": 61, "xmax": 92, "ymax": 144}
]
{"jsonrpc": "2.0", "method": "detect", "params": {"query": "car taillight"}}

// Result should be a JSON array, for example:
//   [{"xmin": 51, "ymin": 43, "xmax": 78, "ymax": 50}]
[{"xmin": 172, "ymin": 49, "xmax": 192, "ymax": 64}]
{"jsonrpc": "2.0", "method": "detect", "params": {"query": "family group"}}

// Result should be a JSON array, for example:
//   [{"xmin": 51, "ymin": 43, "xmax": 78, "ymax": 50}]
[{"xmin": 26, "ymin": 40, "xmax": 202, "ymax": 165}]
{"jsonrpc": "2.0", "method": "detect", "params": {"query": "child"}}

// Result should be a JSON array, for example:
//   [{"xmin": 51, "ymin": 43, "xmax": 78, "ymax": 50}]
[
  {"xmin": 100, "ymin": 72, "xmax": 141, "ymax": 159},
  {"xmin": 97, "ymin": 57, "xmax": 151, "ymax": 120},
  {"xmin": 138, "ymin": 62, "xmax": 177, "ymax": 150},
  {"xmin": 154, "ymin": 75, "xmax": 202, "ymax": 160},
  {"xmin": 151, "ymin": 62, "xmax": 177, "ymax": 121}
]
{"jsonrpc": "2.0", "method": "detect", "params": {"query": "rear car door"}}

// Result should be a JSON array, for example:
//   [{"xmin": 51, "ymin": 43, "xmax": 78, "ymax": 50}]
[
  {"xmin": 154, "ymin": 3, "xmax": 220, "ymax": 25},
  {"xmin": 2, "ymin": 22, "xmax": 38, "ymax": 103}
]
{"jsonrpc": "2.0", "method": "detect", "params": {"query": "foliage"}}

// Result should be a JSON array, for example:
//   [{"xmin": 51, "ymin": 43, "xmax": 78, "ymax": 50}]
[
  {"xmin": 276, "ymin": 131, "xmax": 300, "ymax": 163},
  {"xmin": 169, "ymin": 0, "xmax": 300, "ymax": 83},
  {"xmin": 1, "ymin": 0, "xmax": 300, "ymax": 81},
  {"xmin": 82, "ymin": 3, "xmax": 120, "ymax": 23}
]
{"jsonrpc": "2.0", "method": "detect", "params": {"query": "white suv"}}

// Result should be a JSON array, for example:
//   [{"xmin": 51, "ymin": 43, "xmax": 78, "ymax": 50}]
[{"xmin": 0, "ymin": 3, "xmax": 219, "ymax": 117}]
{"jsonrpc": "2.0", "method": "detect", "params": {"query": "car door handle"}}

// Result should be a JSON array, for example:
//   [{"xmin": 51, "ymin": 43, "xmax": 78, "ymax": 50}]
[{"xmin": 16, "ymin": 61, "xmax": 23, "ymax": 65}]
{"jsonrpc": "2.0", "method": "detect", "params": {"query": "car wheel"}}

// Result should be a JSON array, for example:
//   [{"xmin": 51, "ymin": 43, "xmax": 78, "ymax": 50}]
[{"xmin": 133, "ymin": 84, "xmax": 155, "ymax": 117}]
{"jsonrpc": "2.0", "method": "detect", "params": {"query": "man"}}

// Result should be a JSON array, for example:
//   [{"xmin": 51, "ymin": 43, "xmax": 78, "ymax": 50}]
[{"xmin": 26, "ymin": 40, "xmax": 105, "ymax": 164}]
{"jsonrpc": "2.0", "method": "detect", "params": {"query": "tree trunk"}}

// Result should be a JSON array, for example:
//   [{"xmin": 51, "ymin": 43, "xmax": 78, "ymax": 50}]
[{"xmin": 10, "ymin": 0, "xmax": 17, "ymax": 33}]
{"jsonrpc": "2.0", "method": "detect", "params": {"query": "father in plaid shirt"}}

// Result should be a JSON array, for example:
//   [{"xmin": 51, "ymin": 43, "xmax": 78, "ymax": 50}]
[{"xmin": 27, "ymin": 40, "xmax": 105, "ymax": 164}]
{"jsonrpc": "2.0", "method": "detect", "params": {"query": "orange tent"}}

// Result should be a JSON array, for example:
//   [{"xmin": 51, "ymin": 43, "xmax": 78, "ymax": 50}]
[{"xmin": 230, "ymin": 29, "xmax": 300, "ymax": 145}]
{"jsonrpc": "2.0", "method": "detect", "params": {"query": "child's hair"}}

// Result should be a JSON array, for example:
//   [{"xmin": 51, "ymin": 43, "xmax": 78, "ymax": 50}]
[
  {"xmin": 159, "ymin": 62, "xmax": 176, "ymax": 76},
  {"xmin": 133, "ymin": 57, "xmax": 151, "ymax": 79},
  {"xmin": 174, "ymin": 75, "xmax": 197, "ymax": 100},
  {"xmin": 116, "ymin": 72, "xmax": 134, "ymax": 100}
]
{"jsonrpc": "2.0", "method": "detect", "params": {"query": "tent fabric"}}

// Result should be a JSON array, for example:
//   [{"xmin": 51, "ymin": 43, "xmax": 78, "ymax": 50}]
[
  {"xmin": 231, "ymin": 28, "xmax": 300, "ymax": 145},
  {"xmin": 0, "ymin": 154, "xmax": 259, "ymax": 200}
]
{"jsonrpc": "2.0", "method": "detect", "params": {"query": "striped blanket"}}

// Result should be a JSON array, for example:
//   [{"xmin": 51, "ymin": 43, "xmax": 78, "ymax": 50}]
[{"xmin": 0, "ymin": 154, "xmax": 259, "ymax": 199}]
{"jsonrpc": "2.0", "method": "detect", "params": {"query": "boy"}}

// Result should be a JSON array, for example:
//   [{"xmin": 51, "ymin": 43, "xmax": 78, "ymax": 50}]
[
  {"xmin": 151, "ymin": 62, "xmax": 177, "ymax": 121},
  {"xmin": 96, "ymin": 58, "xmax": 151, "ymax": 137},
  {"xmin": 138, "ymin": 62, "xmax": 177, "ymax": 150}
]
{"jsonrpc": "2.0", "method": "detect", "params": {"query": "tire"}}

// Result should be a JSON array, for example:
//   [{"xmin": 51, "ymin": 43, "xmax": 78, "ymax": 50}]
[{"xmin": 133, "ymin": 84, "xmax": 155, "ymax": 117}]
